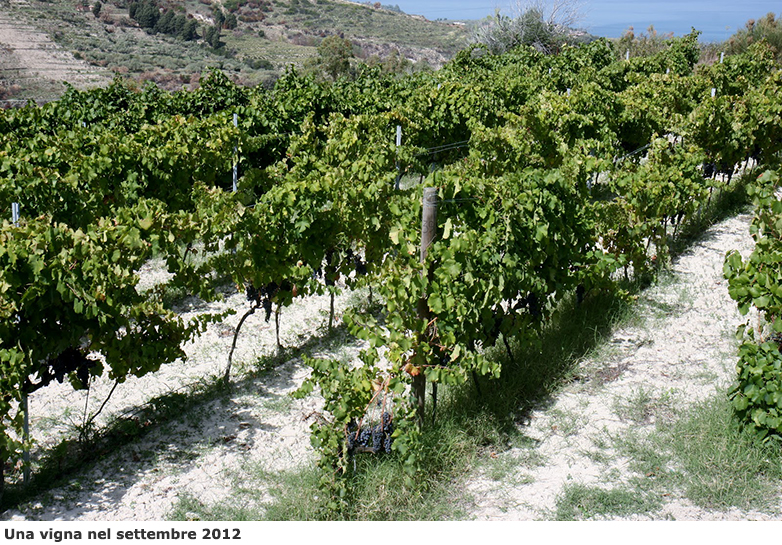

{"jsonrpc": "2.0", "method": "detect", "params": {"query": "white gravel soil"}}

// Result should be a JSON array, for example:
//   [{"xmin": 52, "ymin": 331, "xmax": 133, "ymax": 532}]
[
  {"xmin": 2, "ymin": 278, "xmax": 367, "ymax": 521},
  {"xmin": 1, "ymin": 208, "xmax": 777, "ymax": 521},
  {"xmin": 461, "ymin": 210, "xmax": 782, "ymax": 520}
]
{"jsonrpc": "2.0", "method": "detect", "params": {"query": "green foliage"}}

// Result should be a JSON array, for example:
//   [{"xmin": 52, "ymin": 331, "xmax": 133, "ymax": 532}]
[
  {"xmin": 307, "ymin": 36, "xmax": 355, "ymax": 81},
  {"xmin": 599, "ymin": 138, "xmax": 707, "ymax": 275},
  {"xmin": 0, "ymin": 206, "xmax": 216, "ymax": 474},
  {"xmin": 1, "ymin": 30, "xmax": 780, "ymax": 513},
  {"xmin": 725, "ymin": 171, "xmax": 782, "ymax": 439},
  {"xmin": 614, "ymin": 25, "xmax": 700, "ymax": 65}
]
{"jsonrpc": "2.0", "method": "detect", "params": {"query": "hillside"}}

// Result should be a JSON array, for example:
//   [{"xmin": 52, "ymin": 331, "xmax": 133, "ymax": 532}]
[{"xmin": 0, "ymin": 0, "xmax": 470, "ymax": 102}]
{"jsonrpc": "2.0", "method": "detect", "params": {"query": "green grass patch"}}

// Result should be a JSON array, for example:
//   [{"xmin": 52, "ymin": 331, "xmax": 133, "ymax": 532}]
[
  {"xmin": 169, "ymin": 465, "xmax": 324, "ymax": 521},
  {"xmin": 554, "ymin": 483, "xmax": 661, "ymax": 520},
  {"xmin": 617, "ymin": 393, "xmax": 782, "ymax": 513}
]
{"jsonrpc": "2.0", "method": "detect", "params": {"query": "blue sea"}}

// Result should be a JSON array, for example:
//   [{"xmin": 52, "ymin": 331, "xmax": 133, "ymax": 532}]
[{"xmin": 388, "ymin": 0, "xmax": 781, "ymax": 43}]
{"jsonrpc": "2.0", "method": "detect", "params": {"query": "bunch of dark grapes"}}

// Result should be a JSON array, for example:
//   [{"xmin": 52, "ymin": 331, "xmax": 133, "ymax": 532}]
[
  {"xmin": 488, "ymin": 312, "xmax": 503, "ymax": 341},
  {"xmin": 670, "ymin": 210, "xmax": 685, "ymax": 226},
  {"xmin": 434, "ymin": 349, "xmax": 451, "ymax": 368},
  {"xmin": 516, "ymin": 292, "xmax": 541, "ymax": 318},
  {"xmin": 576, "ymin": 284, "xmax": 586, "ymax": 305},
  {"xmin": 323, "ymin": 249, "xmax": 339, "ymax": 287},
  {"xmin": 261, "ymin": 298, "xmax": 272, "ymax": 321},
  {"xmin": 717, "ymin": 161, "xmax": 735, "ymax": 183},
  {"xmin": 358, "ymin": 428, "xmax": 372, "ymax": 448},
  {"xmin": 380, "ymin": 412, "xmax": 394, "ymax": 453},
  {"xmin": 372, "ymin": 425, "xmax": 384, "ymax": 452},
  {"xmin": 50, "ymin": 348, "xmax": 91, "ymax": 386},
  {"xmin": 512, "ymin": 292, "xmax": 541, "ymax": 318},
  {"xmin": 245, "ymin": 282, "xmax": 284, "ymax": 322},
  {"xmin": 355, "ymin": 258, "xmax": 367, "ymax": 276},
  {"xmin": 344, "ymin": 412, "xmax": 395, "ymax": 455},
  {"xmin": 245, "ymin": 284, "xmax": 261, "ymax": 303},
  {"xmin": 28, "ymin": 347, "xmax": 93, "ymax": 393},
  {"xmin": 749, "ymin": 144, "xmax": 763, "ymax": 166},
  {"xmin": 346, "ymin": 420, "xmax": 358, "ymax": 454},
  {"xmin": 345, "ymin": 248, "xmax": 367, "ymax": 277}
]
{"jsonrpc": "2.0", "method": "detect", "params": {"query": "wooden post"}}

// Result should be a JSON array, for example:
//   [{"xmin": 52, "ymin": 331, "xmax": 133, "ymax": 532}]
[{"xmin": 414, "ymin": 187, "xmax": 437, "ymax": 425}]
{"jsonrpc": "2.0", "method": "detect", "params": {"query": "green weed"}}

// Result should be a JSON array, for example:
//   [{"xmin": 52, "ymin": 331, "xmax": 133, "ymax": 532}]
[{"xmin": 554, "ymin": 483, "xmax": 661, "ymax": 520}]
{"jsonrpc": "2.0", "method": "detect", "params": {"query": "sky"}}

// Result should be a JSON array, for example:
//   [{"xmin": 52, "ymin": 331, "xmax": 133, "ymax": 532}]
[{"xmin": 385, "ymin": 0, "xmax": 781, "ymax": 42}]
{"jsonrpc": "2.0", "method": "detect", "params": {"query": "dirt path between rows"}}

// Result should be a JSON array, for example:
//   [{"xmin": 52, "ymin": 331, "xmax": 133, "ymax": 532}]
[
  {"xmin": 1, "ymin": 206, "xmax": 774, "ymax": 521},
  {"xmin": 462, "ymin": 209, "xmax": 779, "ymax": 520}
]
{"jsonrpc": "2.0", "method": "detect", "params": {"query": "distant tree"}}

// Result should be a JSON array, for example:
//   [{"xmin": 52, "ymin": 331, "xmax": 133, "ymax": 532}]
[
  {"xmin": 212, "ymin": 6, "xmax": 226, "ymax": 28},
  {"xmin": 179, "ymin": 18, "xmax": 198, "ymax": 41},
  {"xmin": 314, "ymin": 35, "xmax": 353, "ymax": 80},
  {"xmin": 155, "ymin": 9, "xmax": 175, "ymax": 34},
  {"xmin": 203, "ymin": 24, "xmax": 216, "ymax": 44},
  {"xmin": 382, "ymin": 48, "xmax": 411, "ymax": 74},
  {"xmin": 134, "ymin": 0, "xmax": 160, "ymax": 29},
  {"xmin": 204, "ymin": 24, "xmax": 223, "ymax": 49},
  {"xmin": 92, "ymin": 1, "xmax": 102, "ymax": 17},
  {"xmin": 224, "ymin": 12, "xmax": 238, "ymax": 29},
  {"xmin": 171, "ymin": 13, "xmax": 186, "ymax": 35}
]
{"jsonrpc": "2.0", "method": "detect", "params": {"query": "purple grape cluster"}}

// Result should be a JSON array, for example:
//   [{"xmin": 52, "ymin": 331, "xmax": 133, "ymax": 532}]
[{"xmin": 344, "ymin": 412, "xmax": 394, "ymax": 455}]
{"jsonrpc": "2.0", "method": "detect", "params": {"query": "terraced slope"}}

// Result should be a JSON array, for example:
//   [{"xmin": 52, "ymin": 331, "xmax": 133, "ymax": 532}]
[
  {"xmin": 0, "ymin": 0, "xmax": 470, "ymax": 102},
  {"xmin": 0, "ymin": 0, "xmax": 111, "ymax": 102}
]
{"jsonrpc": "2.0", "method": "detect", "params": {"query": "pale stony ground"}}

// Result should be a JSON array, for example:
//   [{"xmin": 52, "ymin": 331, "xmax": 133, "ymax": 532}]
[
  {"xmin": 1, "ymin": 205, "xmax": 777, "ymax": 522},
  {"xmin": 2, "ymin": 273, "xmax": 367, "ymax": 520},
  {"xmin": 461, "ymin": 209, "xmax": 782, "ymax": 520},
  {"xmin": 0, "ymin": 0, "xmax": 110, "ymax": 101}
]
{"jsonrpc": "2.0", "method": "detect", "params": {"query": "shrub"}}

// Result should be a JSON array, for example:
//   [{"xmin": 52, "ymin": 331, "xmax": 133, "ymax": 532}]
[
  {"xmin": 615, "ymin": 25, "xmax": 676, "ymax": 58},
  {"xmin": 471, "ymin": 0, "xmax": 583, "ymax": 55},
  {"xmin": 728, "ymin": 13, "xmax": 782, "ymax": 62}
]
